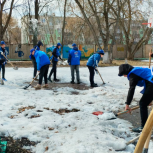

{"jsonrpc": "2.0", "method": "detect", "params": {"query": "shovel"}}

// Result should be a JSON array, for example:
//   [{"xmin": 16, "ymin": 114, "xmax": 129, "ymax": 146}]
[
  {"xmin": 95, "ymin": 106, "xmax": 140, "ymax": 120},
  {"xmin": 0, "ymin": 72, "xmax": 4, "ymax": 85},
  {"xmin": 95, "ymin": 67, "xmax": 105, "ymax": 84},
  {"xmin": 115, "ymin": 106, "xmax": 139, "ymax": 117},
  {"xmin": 23, "ymin": 73, "xmax": 39, "ymax": 89},
  {"xmin": 2, "ymin": 53, "xmax": 18, "ymax": 70}
]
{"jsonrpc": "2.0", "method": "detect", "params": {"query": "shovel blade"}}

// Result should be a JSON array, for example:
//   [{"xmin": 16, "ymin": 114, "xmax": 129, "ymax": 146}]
[
  {"xmin": 23, "ymin": 84, "xmax": 30, "ymax": 90},
  {"xmin": 13, "ymin": 67, "xmax": 18, "ymax": 70}
]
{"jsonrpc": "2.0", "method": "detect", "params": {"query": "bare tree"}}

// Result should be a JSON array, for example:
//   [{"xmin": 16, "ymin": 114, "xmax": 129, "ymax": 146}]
[
  {"xmin": 110, "ymin": 0, "xmax": 153, "ymax": 60},
  {"xmin": 0, "ymin": 0, "xmax": 15, "ymax": 40},
  {"xmin": 61, "ymin": 0, "xmax": 68, "ymax": 57}
]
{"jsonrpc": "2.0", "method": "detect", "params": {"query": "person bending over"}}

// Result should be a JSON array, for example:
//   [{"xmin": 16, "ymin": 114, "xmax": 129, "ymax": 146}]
[
  {"xmin": 31, "ymin": 49, "xmax": 50, "ymax": 90},
  {"xmin": 118, "ymin": 64, "xmax": 153, "ymax": 132}
]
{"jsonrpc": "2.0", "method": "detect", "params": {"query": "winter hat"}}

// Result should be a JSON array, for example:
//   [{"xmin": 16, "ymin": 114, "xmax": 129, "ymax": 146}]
[
  {"xmin": 72, "ymin": 43, "xmax": 77, "ymax": 47},
  {"xmin": 73, "ymin": 47, "xmax": 78, "ymax": 51},
  {"xmin": 57, "ymin": 43, "xmax": 61, "ymax": 47},
  {"xmin": 37, "ymin": 41, "xmax": 43, "ymax": 47},
  {"xmin": 98, "ymin": 49, "xmax": 105, "ymax": 55},
  {"xmin": 118, "ymin": 64, "xmax": 134, "ymax": 76},
  {"xmin": 1, "ymin": 41, "xmax": 5, "ymax": 45},
  {"xmin": 30, "ymin": 48, "xmax": 35, "ymax": 53}
]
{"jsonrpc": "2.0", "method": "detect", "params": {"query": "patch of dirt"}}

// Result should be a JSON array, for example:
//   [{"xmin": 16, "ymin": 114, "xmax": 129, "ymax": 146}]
[
  {"xmin": 29, "ymin": 114, "xmax": 40, "ymax": 119},
  {"xmin": 9, "ymin": 115, "xmax": 18, "ymax": 119},
  {"xmin": 44, "ymin": 107, "xmax": 80, "ymax": 115},
  {"xmin": 0, "ymin": 136, "xmax": 37, "ymax": 153},
  {"xmin": 48, "ymin": 127, "xmax": 54, "ymax": 131},
  {"xmin": 30, "ymin": 82, "xmax": 90, "ymax": 91},
  {"xmin": 17, "ymin": 106, "xmax": 36, "ymax": 114}
]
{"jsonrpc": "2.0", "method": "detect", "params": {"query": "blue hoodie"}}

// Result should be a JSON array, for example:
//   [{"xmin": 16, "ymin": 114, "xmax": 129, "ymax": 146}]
[
  {"xmin": 68, "ymin": 47, "xmax": 81, "ymax": 65},
  {"xmin": 51, "ymin": 47, "xmax": 61, "ymax": 62},
  {"xmin": 34, "ymin": 51, "xmax": 50, "ymax": 70},
  {"xmin": 127, "ymin": 67, "xmax": 153, "ymax": 94},
  {"xmin": 0, "ymin": 47, "xmax": 7, "ymax": 65},
  {"xmin": 86, "ymin": 53, "xmax": 101, "ymax": 68}
]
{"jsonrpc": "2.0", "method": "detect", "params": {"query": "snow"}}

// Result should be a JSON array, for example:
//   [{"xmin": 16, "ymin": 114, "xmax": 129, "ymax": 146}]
[{"xmin": 0, "ymin": 66, "xmax": 152, "ymax": 152}]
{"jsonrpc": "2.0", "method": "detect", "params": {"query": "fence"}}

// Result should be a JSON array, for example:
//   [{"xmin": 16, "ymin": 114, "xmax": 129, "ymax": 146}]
[{"xmin": 5, "ymin": 44, "xmax": 153, "ymax": 60}]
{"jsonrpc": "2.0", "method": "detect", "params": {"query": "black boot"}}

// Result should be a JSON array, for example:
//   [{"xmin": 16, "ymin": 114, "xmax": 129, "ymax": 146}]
[
  {"xmin": 132, "ymin": 126, "xmax": 143, "ymax": 133},
  {"xmin": 77, "ymin": 81, "xmax": 81, "ymax": 84},
  {"xmin": 48, "ymin": 78, "xmax": 52, "ymax": 82},
  {"xmin": 54, "ymin": 79, "xmax": 60, "ymax": 82},
  {"xmin": 91, "ymin": 83, "xmax": 98, "ymax": 87},
  {"xmin": 70, "ymin": 81, "xmax": 75, "ymax": 84}
]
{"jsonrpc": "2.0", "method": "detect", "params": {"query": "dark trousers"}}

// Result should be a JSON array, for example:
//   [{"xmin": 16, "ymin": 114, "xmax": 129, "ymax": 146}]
[
  {"xmin": 48, "ymin": 61, "xmax": 57, "ymax": 80},
  {"xmin": 2, "ymin": 64, "xmax": 5, "ymax": 78},
  {"xmin": 139, "ymin": 81, "xmax": 153, "ymax": 127},
  {"xmin": 39, "ymin": 65, "xmax": 49, "ymax": 85},
  {"xmin": 71, "ymin": 65, "xmax": 80, "ymax": 82},
  {"xmin": 32, "ymin": 59, "xmax": 37, "ymax": 78},
  {"xmin": 87, "ymin": 66, "xmax": 95, "ymax": 85}
]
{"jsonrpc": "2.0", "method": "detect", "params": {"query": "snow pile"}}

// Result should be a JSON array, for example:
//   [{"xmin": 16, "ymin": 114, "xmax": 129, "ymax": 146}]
[
  {"xmin": 0, "ymin": 67, "xmax": 152, "ymax": 152},
  {"xmin": 98, "ymin": 112, "xmax": 116, "ymax": 120}
]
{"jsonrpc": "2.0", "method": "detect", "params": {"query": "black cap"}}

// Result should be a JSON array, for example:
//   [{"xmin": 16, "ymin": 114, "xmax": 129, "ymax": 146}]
[
  {"xmin": 118, "ymin": 64, "xmax": 134, "ymax": 76},
  {"xmin": 37, "ymin": 41, "xmax": 43, "ymax": 47}
]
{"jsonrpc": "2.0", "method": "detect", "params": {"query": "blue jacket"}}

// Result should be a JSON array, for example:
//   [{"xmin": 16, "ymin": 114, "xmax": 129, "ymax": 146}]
[
  {"xmin": 86, "ymin": 53, "xmax": 101, "ymax": 68},
  {"xmin": 68, "ymin": 47, "xmax": 81, "ymax": 65},
  {"xmin": 34, "ymin": 51, "xmax": 50, "ymax": 70},
  {"xmin": 51, "ymin": 47, "xmax": 61, "ymax": 62},
  {"xmin": 29, "ymin": 46, "xmax": 40, "ymax": 60},
  {"xmin": 127, "ymin": 67, "xmax": 153, "ymax": 94},
  {"xmin": 0, "ymin": 47, "xmax": 7, "ymax": 65}
]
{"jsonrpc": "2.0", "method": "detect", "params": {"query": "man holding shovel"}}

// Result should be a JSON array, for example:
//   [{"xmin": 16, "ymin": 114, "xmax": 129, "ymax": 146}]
[
  {"xmin": 0, "ymin": 41, "xmax": 8, "ymax": 82},
  {"xmin": 86, "ymin": 50, "xmax": 104, "ymax": 87},
  {"xmin": 118, "ymin": 64, "xmax": 153, "ymax": 132},
  {"xmin": 31, "ymin": 49, "xmax": 50, "ymax": 90},
  {"xmin": 48, "ymin": 43, "xmax": 63, "ymax": 82}
]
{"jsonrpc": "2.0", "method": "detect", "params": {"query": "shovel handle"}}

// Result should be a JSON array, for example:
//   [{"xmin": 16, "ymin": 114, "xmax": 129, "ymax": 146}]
[
  {"xmin": 30, "ymin": 73, "xmax": 40, "ymax": 85},
  {"xmin": 116, "ymin": 106, "xmax": 139, "ymax": 116},
  {"xmin": 2, "ymin": 53, "xmax": 16, "ymax": 68},
  {"xmin": 95, "ymin": 68, "xmax": 105, "ymax": 84}
]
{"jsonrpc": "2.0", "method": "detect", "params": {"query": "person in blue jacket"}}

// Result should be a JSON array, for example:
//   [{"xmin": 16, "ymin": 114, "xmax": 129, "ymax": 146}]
[
  {"xmin": 0, "ymin": 41, "xmax": 8, "ymax": 82},
  {"xmin": 118, "ymin": 64, "xmax": 153, "ymax": 132},
  {"xmin": 31, "ymin": 49, "xmax": 50, "ymax": 90},
  {"xmin": 29, "ymin": 41, "xmax": 43, "ymax": 79},
  {"xmin": 48, "ymin": 43, "xmax": 63, "ymax": 82},
  {"xmin": 87, "ymin": 50, "xmax": 104, "ymax": 87},
  {"xmin": 68, "ymin": 43, "xmax": 81, "ymax": 84}
]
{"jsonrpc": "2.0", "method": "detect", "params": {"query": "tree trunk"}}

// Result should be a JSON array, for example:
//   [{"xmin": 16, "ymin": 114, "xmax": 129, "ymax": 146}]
[
  {"xmin": 103, "ymin": 41, "xmax": 111, "ymax": 63},
  {"xmin": 127, "ymin": 47, "xmax": 134, "ymax": 60},
  {"xmin": 61, "ymin": 0, "xmax": 67, "ymax": 58},
  {"xmin": 0, "ymin": 2, "xmax": 3, "ymax": 40},
  {"xmin": 33, "ymin": 0, "xmax": 39, "ymax": 47}
]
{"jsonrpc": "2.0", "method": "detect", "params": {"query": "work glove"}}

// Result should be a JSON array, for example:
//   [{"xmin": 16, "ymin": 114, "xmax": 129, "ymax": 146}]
[
  {"xmin": 1, "ymin": 52, "xmax": 3, "ymax": 55},
  {"xmin": 95, "ymin": 68, "xmax": 98, "ymax": 74}
]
